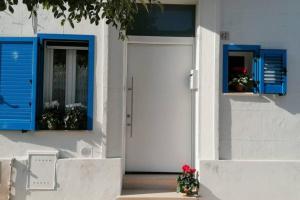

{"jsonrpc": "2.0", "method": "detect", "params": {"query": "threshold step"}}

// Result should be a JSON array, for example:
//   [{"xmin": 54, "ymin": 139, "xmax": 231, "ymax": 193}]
[
  {"xmin": 123, "ymin": 174, "xmax": 178, "ymax": 190},
  {"xmin": 118, "ymin": 191, "xmax": 201, "ymax": 200}
]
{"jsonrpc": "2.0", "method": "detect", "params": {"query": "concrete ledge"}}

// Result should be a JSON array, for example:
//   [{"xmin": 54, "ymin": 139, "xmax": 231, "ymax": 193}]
[
  {"xmin": 200, "ymin": 160, "xmax": 300, "ymax": 200},
  {"xmin": 118, "ymin": 191, "xmax": 202, "ymax": 200},
  {"xmin": 6, "ymin": 158, "xmax": 122, "ymax": 200}
]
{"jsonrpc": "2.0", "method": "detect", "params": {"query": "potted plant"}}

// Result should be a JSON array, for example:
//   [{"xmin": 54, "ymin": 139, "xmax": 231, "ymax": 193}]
[
  {"xmin": 64, "ymin": 103, "xmax": 87, "ymax": 130},
  {"xmin": 229, "ymin": 68, "xmax": 253, "ymax": 92},
  {"xmin": 38, "ymin": 101, "xmax": 63, "ymax": 130},
  {"xmin": 177, "ymin": 164, "xmax": 200, "ymax": 196}
]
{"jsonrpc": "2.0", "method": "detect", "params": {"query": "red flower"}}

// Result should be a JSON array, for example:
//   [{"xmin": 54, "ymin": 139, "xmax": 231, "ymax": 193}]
[
  {"xmin": 182, "ymin": 165, "xmax": 197, "ymax": 174},
  {"xmin": 182, "ymin": 164, "xmax": 191, "ymax": 173},
  {"xmin": 242, "ymin": 67, "xmax": 248, "ymax": 75},
  {"xmin": 190, "ymin": 168, "xmax": 196, "ymax": 174}
]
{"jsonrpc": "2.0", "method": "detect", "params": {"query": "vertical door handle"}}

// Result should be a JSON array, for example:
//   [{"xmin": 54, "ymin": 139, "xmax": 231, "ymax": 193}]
[{"xmin": 127, "ymin": 76, "xmax": 134, "ymax": 138}]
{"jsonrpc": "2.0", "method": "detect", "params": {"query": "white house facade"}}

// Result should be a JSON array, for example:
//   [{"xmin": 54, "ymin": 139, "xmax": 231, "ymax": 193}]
[{"xmin": 0, "ymin": 0, "xmax": 300, "ymax": 200}]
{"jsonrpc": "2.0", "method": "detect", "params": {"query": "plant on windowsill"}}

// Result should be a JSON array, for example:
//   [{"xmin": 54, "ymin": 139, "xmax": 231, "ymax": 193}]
[
  {"xmin": 177, "ymin": 165, "xmax": 200, "ymax": 196},
  {"xmin": 38, "ymin": 101, "xmax": 63, "ymax": 130},
  {"xmin": 64, "ymin": 103, "xmax": 87, "ymax": 130},
  {"xmin": 229, "ymin": 68, "xmax": 254, "ymax": 92}
]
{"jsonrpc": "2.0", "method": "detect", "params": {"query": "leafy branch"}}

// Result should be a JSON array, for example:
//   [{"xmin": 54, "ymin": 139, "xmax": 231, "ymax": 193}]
[{"xmin": 0, "ymin": 0, "xmax": 161, "ymax": 40}]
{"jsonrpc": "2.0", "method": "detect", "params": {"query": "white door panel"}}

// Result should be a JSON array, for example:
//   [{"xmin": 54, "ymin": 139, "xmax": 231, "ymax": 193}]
[{"xmin": 126, "ymin": 42, "xmax": 193, "ymax": 173}]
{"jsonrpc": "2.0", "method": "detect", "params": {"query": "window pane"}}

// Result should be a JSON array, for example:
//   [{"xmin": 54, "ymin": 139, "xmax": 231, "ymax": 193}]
[
  {"xmin": 75, "ymin": 50, "xmax": 88, "ymax": 106},
  {"xmin": 228, "ymin": 52, "xmax": 254, "ymax": 93},
  {"xmin": 52, "ymin": 49, "xmax": 66, "ymax": 106},
  {"xmin": 127, "ymin": 4, "xmax": 196, "ymax": 37}
]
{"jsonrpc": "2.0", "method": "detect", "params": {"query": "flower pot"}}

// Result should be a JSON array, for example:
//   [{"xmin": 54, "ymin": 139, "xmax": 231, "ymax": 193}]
[{"xmin": 235, "ymin": 84, "xmax": 246, "ymax": 92}]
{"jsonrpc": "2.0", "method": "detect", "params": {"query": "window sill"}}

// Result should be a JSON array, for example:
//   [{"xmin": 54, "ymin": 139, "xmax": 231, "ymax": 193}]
[
  {"xmin": 34, "ymin": 130, "xmax": 91, "ymax": 134},
  {"xmin": 223, "ymin": 92, "xmax": 260, "ymax": 97}
]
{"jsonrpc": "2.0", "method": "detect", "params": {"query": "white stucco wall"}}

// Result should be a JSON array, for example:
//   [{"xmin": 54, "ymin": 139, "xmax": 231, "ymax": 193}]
[
  {"xmin": 0, "ymin": 4, "xmax": 108, "ymax": 159},
  {"xmin": 200, "ymin": 160, "xmax": 300, "ymax": 200},
  {"xmin": 219, "ymin": 0, "xmax": 300, "ymax": 160},
  {"xmin": 198, "ymin": 1, "xmax": 300, "ymax": 198},
  {"xmin": 0, "ymin": 4, "xmax": 122, "ymax": 200},
  {"xmin": 9, "ymin": 158, "xmax": 121, "ymax": 200}
]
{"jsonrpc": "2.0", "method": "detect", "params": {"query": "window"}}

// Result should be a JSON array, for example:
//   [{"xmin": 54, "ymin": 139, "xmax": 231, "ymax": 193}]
[
  {"xmin": 127, "ymin": 4, "xmax": 196, "ymax": 37},
  {"xmin": 38, "ymin": 35, "xmax": 95, "ymax": 130},
  {"xmin": 0, "ymin": 34, "xmax": 94, "ymax": 131},
  {"xmin": 43, "ymin": 42, "xmax": 88, "ymax": 107},
  {"xmin": 223, "ymin": 45, "xmax": 287, "ymax": 95}
]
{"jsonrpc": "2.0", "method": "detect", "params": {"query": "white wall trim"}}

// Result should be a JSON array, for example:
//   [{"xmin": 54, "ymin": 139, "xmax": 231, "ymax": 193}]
[
  {"xmin": 127, "ymin": 36, "xmax": 194, "ymax": 45},
  {"xmin": 198, "ymin": 0, "xmax": 220, "ymax": 161}
]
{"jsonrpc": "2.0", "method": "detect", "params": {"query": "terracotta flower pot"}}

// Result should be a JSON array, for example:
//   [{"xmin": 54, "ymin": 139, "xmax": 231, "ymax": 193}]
[{"xmin": 235, "ymin": 84, "xmax": 246, "ymax": 92}]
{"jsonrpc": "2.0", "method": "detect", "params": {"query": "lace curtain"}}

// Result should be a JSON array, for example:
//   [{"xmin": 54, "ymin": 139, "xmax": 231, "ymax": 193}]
[{"xmin": 50, "ymin": 49, "xmax": 88, "ymax": 107}]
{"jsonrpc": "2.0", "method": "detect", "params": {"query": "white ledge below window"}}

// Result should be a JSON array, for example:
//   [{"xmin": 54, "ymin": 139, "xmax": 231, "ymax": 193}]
[{"xmin": 223, "ymin": 92, "xmax": 260, "ymax": 96}]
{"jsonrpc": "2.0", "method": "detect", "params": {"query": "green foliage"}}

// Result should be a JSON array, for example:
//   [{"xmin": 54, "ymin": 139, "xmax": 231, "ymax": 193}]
[
  {"xmin": 0, "ymin": 0, "xmax": 160, "ymax": 40},
  {"xmin": 38, "ymin": 101, "xmax": 87, "ymax": 130},
  {"xmin": 229, "ymin": 73, "xmax": 254, "ymax": 92},
  {"xmin": 64, "ymin": 104, "xmax": 87, "ymax": 130},
  {"xmin": 39, "ymin": 101, "xmax": 63, "ymax": 130},
  {"xmin": 177, "ymin": 165, "xmax": 200, "ymax": 196}
]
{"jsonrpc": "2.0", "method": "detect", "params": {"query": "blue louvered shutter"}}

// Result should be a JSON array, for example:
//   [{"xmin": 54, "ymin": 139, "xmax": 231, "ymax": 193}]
[
  {"xmin": 260, "ymin": 49, "xmax": 287, "ymax": 95},
  {"xmin": 0, "ymin": 38, "xmax": 37, "ymax": 130}
]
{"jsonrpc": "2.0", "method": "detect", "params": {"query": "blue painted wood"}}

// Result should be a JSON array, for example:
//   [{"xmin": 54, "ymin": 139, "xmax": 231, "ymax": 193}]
[
  {"xmin": 0, "ymin": 37, "xmax": 37, "ymax": 130},
  {"xmin": 260, "ymin": 49, "xmax": 287, "ymax": 95},
  {"xmin": 38, "ymin": 34, "xmax": 95, "ymax": 130},
  {"xmin": 37, "ymin": 33, "xmax": 95, "ymax": 44},
  {"xmin": 223, "ymin": 44, "xmax": 261, "ymax": 93},
  {"xmin": 87, "ymin": 36, "xmax": 95, "ymax": 130},
  {"xmin": 36, "ymin": 37, "xmax": 44, "ymax": 130}
]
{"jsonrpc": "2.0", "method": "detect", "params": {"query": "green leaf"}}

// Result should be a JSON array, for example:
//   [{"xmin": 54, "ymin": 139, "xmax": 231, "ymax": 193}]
[
  {"xmin": 68, "ymin": 18, "xmax": 74, "ymax": 28},
  {"xmin": 8, "ymin": 5, "xmax": 14, "ymax": 13},
  {"xmin": 60, "ymin": 19, "xmax": 66, "ymax": 26}
]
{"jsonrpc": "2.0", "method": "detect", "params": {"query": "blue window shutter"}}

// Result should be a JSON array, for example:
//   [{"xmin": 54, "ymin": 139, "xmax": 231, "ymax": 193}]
[
  {"xmin": 0, "ymin": 37, "xmax": 38, "ymax": 130},
  {"xmin": 259, "ymin": 49, "xmax": 287, "ymax": 95},
  {"xmin": 37, "ymin": 34, "xmax": 95, "ymax": 130}
]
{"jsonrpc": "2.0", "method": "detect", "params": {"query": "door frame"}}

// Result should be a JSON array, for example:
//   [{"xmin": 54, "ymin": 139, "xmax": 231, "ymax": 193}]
[{"xmin": 122, "ymin": 36, "xmax": 197, "ymax": 173}]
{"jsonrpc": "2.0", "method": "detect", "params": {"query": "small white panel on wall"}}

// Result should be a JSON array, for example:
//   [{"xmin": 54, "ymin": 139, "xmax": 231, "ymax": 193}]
[
  {"xmin": 27, "ymin": 151, "xmax": 58, "ymax": 190},
  {"xmin": 190, "ymin": 69, "xmax": 199, "ymax": 90}
]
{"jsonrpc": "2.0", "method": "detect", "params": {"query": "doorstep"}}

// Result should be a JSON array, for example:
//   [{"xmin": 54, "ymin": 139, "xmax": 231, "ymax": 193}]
[{"xmin": 117, "ymin": 190, "xmax": 202, "ymax": 200}]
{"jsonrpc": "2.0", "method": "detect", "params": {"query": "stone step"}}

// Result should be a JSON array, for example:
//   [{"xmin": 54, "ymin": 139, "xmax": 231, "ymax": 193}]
[
  {"xmin": 117, "ymin": 190, "xmax": 201, "ymax": 200},
  {"xmin": 123, "ymin": 174, "xmax": 178, "ymax": 190}
]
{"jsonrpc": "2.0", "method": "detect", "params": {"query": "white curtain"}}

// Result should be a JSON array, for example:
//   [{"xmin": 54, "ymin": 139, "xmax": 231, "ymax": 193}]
[
  {"xmin": 75, "ymin": 50, "xmax": 88, "ymax": 106},
  {"xmin": 52, "ymin": 49, "xmax": 66, "ymax": 107}
]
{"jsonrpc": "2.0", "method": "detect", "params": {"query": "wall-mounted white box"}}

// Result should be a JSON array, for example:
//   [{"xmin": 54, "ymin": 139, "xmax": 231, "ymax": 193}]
[
  {"xmin": 190, "ymin": 69, "xmax": 199, "ymax": 91},
  {"xmin": 27, "ymin": 151, "xmax": 58, "ymax": 190}
]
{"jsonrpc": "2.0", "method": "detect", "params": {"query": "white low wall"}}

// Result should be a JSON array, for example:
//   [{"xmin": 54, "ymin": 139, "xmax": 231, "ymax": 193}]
[
  {"xmin": 5, "ymin": 158, "xmax": 122, "ymax": 200},
  {"xmin": 200, "ymin": 161, "xmax": 300, "ymax": 200}
]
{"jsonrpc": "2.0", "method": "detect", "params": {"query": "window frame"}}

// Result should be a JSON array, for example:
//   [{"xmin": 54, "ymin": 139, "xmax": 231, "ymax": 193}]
[
  {"xmin": 38, "ymin": 34, "xmax": 95, "ymax": 130},
  {"xmin": 223, "ymin": 44, "xmax": 261, "ymax": 93},
  {"xmin": 127, "ymin": 4, "xmax": 196, "ymax": 37}
]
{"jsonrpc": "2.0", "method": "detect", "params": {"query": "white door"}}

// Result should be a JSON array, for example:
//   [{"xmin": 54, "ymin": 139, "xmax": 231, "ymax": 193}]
[{"xmin": 126, "ymin": 38, "xmax": 194, "ymax": 173}]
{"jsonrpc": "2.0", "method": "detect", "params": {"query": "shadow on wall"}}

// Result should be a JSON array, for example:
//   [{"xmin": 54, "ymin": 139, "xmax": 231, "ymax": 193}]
[
  {"xmin": 220, "ymin": 93, "xmax": 300, "ymax": 160},
  {"xmin": 199, "ymin": 184, "xmax": 221, "ymax": 200},
  {"xmin": 12, "ymin": 160, "xmax": 27, "ymax": 200}
]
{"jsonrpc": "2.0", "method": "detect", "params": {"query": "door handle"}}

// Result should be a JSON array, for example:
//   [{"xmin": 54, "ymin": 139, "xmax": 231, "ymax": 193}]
[{"xmin": 127, "ymin": 76, "xmax": 134, "ymax": 138}]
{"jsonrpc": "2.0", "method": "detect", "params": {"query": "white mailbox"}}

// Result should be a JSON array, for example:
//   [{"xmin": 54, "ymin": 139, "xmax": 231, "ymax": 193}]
[{"xmin": 27, "ymin": 151, "xmax": 58, "ymax": 190}]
